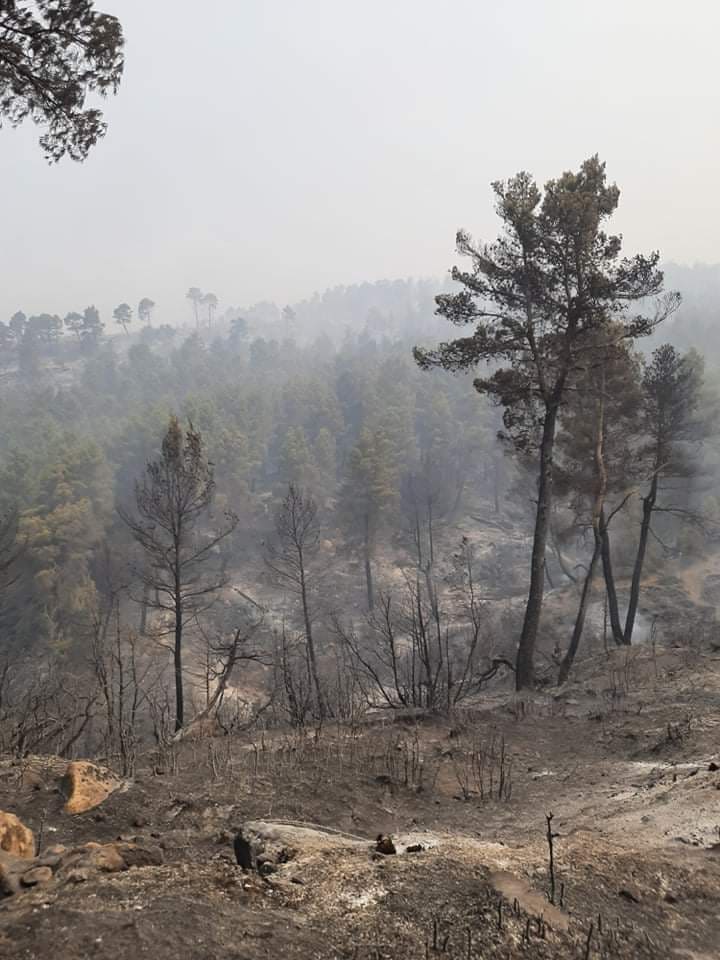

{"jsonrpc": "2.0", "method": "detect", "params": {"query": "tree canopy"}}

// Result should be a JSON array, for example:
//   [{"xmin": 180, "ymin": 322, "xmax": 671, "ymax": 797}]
[{"xmin": 0, "ymin": 0, "xmax": 124, "ymax": 161}]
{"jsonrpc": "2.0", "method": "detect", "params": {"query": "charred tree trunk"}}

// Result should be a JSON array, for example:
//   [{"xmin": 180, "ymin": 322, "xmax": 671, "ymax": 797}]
[
  {"xmin": 173, "ymin": 581, "xmax": 184, "ymax": 731},
  {"xmin": 624, "ymin": 471, "xmax": 658, "ymax": 644},
  {"xmin": 560, "ymin": 367, "xmax": 608, "ymax": 683},
  {"xmin": 559, "ymin": 543, "xmax": 599, "ymax": 683},
  {"xmin": 516, "ymin": 404, "xmax": 559, "ymax": 690},
  {"xmin": 299, "ymin": 555, "xmax": 326, "ymax": 718},
  {"xmin": 364, "ymin": 514, "xmax": 374, "ymax": 611},
  {"xmin": 139, "ymin": 581, "xmax": 150, "ymax": 635},
  {"xmin": 600, "ymin": 513, "xmax": 626, "ymax": 646}
]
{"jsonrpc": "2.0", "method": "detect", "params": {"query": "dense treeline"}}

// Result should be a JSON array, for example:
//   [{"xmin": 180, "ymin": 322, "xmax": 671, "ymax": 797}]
[{"xmin": 0, "ymin": 282, "xmax": 496, "ymax": 658}]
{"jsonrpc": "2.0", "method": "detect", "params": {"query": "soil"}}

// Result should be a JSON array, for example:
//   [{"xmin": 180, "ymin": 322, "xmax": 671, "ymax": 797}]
[{"xmin": 1, "ymin": 641, "xmax": 720, "ymax": 959}]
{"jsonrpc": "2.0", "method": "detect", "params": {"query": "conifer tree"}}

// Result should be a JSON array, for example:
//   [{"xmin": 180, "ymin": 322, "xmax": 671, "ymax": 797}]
[
  {"xmin": 415, "ymin": 156, "xmax": 678, "ymax": 687},
  {"xmin": 120, "ymin": 417, "xmax": 237, "ymax": 730},
  {"xmin": 339, "ymin": 428, "xmax": 397, "ymax": 609}
]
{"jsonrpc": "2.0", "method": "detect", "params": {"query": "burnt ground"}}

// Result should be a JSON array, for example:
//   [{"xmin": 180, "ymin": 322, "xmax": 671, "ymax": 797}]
[{"xmin": 1, "ymin": 642, "xmax": 720, "ymax": 960}]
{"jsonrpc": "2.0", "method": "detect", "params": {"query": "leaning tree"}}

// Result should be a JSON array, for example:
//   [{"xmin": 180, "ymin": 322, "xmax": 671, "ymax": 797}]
[{"xmin": 414, "ymin": 156, "xmax": 678, "ymax": 689}]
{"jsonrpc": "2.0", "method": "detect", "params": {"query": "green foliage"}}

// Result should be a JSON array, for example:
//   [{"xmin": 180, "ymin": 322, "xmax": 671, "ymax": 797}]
[
  {"xmin": 113, "ymin": 302, "xmax": 132, "ymax": 334},
  {"xmin": 0, "ymin": 0, "xmax": 125, "ymax": 161},
  {"xmin": 137, "ymin": 297, "xmax": 155, "ymax": 326},
  {"xmin": 279, "ymin": 426, "xmax": 313, "ymax": 486},
  {"xmin": 4, "ymin": 436, "xmax": 111, "ymax": 650},
  {"xmin": 340, "ymin": 427, "xmax": 397, "ymax": 544}
]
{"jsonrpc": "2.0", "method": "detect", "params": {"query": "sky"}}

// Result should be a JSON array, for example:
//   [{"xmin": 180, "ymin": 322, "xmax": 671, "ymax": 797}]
[{"xmin": 2, "ymin": 0, "xmax": 720, "ymax": 326}]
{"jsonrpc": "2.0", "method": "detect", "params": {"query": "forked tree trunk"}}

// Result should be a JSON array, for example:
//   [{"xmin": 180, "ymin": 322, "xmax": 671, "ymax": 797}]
[
  {"xmin": 558, "ymin": 543, "xmax": 600, "ymax": 684},
  {"xmin": 559, "ymin": 365, "xmax": 608, "ymax": 683},
  {"xmin": 624, "ymin": 470, "xmax": 659, "ymax": 644},
  {"xmin": 600, "ymin": 514, "xmax": 625, "ymax": 645},
  {"xmin": 516, "ymin": 403, "xmax": 559, "ymax": 690}
]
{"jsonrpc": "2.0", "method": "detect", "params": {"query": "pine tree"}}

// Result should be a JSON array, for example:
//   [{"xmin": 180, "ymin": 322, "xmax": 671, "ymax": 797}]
[
  {"xmin": 339, "ymin": 428, "xmax": 397, "ymax": 609},
  {"xmin": 278, "ymin": 426, "xmax": 313, "ymax": 486},
  {"xmin": 119, "ymin": 417, "xmax": 237, "ymax": 730},
  {"xmin": 414, "ymin": 156, "xmax": 678, "ymax": 688}
]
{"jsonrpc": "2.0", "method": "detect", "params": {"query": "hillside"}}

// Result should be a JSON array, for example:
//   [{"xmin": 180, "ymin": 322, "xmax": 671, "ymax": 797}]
[{"xmin": 2, "ymin": 639, "xmax": 719, "ymax": 960}]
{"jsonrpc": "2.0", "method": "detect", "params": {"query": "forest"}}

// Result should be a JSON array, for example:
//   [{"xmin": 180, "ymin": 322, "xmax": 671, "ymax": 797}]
[
  {"xmin": 0, "ymin": 168, "xmax": 718, "ymax": 763},
  {"xmin": 4, "ymin": 7, "xmax": 720, "ymax": 958}
]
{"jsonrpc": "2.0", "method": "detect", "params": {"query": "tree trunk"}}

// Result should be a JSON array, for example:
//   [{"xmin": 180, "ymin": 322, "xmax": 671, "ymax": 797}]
[
  {"xmin": 624, "ymin": 472, "xmax": 658, "ymax": 644},
  {"xmin": 364, "ymin": 514, "xmax": 374, "ymax": 611},
  {"xmin": 558, "ymin": 542, "xmax": 600, "ymax": 684},
  {"xmin": 139, "ymin": 581, "xmax": 150, "ymax": 635},
  {"xmin": 493, "ymin": 449, "xmax": 501, "ymax": 514},
  {"xmin": 599, "ymin": 513, "xmax": 625, "ymax": 645},
  {"xmin": 550, "ymin": 522, "xmax": 578, "ymax": 584},
  {"xmin": 299, "ymin": 562, "xmax": 326, "ymax": 718},
  {"xmin": 559, "ymin": 364, "xmax": 608, "ymax": 684},
  {"xmin": 173, "ymin": 587, "xmax": 184, "ymax": 731},
  {"xmin": 516, "ymin": 404, "xmax": 559, "ymax": 689}
]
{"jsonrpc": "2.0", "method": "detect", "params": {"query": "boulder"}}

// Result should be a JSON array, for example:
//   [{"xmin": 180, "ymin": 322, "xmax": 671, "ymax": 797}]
[
  {"xmin": 375, "ymin": 834, "xmax": 396, "ymax": 855},
  {"xmin": 114, "ymin": 842, "xmax": 163, "ymax": 869},
  {"xmin": 0, "ymin": 853, "xmax": 22, "ymax": 896},
  {"xmin": 55, "ymin": 842, "xmax": 124, "ymax": 879},
  {"xmin": 84, "ymin": 843, "xmax": 126, "ymax": 873},
  {"xmin": 0, "ymin": 811, "xmax": 34, "ymax": 859},
  {"xmin": 20, "ymin": 866, "xmax": 53, "ymax": 887},
  {"xmin": 62, "ymin": 761, "xmax": 122, "ymax": 815},
  {"xmin": 55, "ymin": 841, "xmax": 162, "ymax": 880}
]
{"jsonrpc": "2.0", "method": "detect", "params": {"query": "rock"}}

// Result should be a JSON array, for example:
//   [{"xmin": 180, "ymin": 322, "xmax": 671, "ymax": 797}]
[
  {"xmin": 0, "ymin": 857, "xmax": 21, "ymax": 896},
  {"xmin": 65, "ymin": 867, "xmax": 90, "ymax": 884},
  {"xmin": 618, "ymin": 887, "xmax": 641, "ymax": 903},
  {"xmin": 708, "ymin": 761, "xmax": 719, "ymax": 772},
  {"xmin": 86, "ymin": 844, "xmax": 126, "ymax": 873},
  {"xmin": 21, "ymin": 866, "xmax": 53, "ymax": 887},
  {"xmin": 406, "ymin": 843, "xmax": 424, "ymax": 853},
  {"xmin": 45, "ymin": 844, "xmax": 67, "ymax": 857},
  {"xmin": 375, "ymin": 834, "xmax": 396, "ymax": 855},
  {"xmin": 234, "ymin": 830, "xmax": 254, "ymax": 870},
  {"xmin": 62, "ymin": 761, "xmax": 122, "ymax": 815},
  {"xmin": 0, "ymin": 811, "xmax": 34, "ymax": 859},
  {"xmin": 34, "ymin": 852, "xmax": 63, "ymax": 869},
  {"xmin": 114, "ymin": 842, "xmax": 163, "ymax": 869},
  {"xmin": 56, "ymin": 842, "xmax": 125, "ymax": 879}
]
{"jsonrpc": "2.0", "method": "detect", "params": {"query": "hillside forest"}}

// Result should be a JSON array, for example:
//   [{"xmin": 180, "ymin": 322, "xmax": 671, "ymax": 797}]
[{"xmin": 0, "ymin": 161, "xmax": 719, "ymax": 767}]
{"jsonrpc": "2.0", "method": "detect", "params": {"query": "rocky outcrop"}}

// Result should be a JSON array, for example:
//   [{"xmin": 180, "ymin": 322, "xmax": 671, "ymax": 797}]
[
  {"xmin": 0, "ymin": 811, "xmax": 34, "ymax": 859},
  {"xmin": 0, "ymin": 840, "xmax": 163, "ymax": 897},
  {"xmin": 62, "ymin": 761, "xmax": 122, "ymax": 815}
]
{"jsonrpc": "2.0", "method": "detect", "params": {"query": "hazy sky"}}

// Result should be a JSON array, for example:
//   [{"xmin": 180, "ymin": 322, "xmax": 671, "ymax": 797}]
[{"xmin": 2, "ymin": 0, "xmax": 719, "ymax": 326}]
